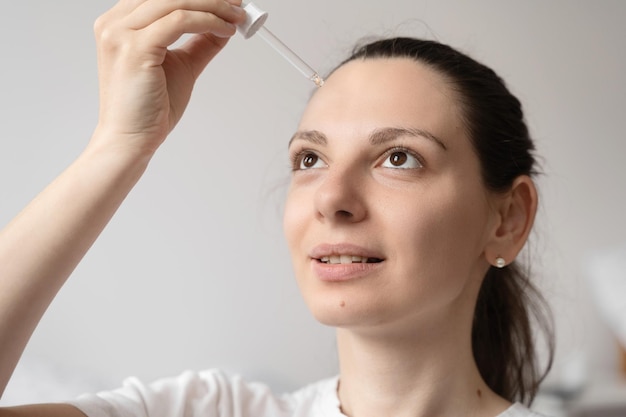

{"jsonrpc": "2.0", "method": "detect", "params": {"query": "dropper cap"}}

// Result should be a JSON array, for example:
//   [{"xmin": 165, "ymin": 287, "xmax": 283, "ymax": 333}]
[{"xmin": 237, "ymin": 3, "xmax": 269, "ymax": 39}]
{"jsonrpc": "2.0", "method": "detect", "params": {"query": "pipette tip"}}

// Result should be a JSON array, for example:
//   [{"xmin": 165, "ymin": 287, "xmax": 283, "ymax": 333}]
[{"xmin": 311, "ymin": 74, "xmax": 325, "ymax": 88}]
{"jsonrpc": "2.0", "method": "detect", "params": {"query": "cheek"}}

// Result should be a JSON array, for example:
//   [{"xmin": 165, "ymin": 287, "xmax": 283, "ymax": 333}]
[
  {"xmin": 390, "ymin": 181, "xmax": 490, "ymax": 272},
  {"xmin": 382, "ymin": 196, "xmax": 488, "ymax": 318},
  {"xmin": 283, "ymin": 188, "xmax": 308, "ymax": 254}
]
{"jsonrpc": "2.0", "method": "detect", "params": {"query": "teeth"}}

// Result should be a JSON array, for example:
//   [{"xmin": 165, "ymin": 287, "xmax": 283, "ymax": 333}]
[
  {"xmin": 319, "ymin": 255, "xmax": 373, "ymax": 264},
  {"xmin": 352, "ymin": 256, "xmax": 365, "ymax": 263}
]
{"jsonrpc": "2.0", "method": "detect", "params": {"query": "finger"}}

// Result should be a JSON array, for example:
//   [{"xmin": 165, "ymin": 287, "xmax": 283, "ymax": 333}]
[
  {"xmin": 138, "ymin": 9, "xmax": 239, "ymax": 50},
  {"xmin": 173, "ymin": 32, "xmax": 230, "ymax": 79},
  {"xmin": 122, "ymin": 0, "xmax": 241, "ymax": 12},
  {"xmin": 95, "ymin": 0, "xmax": 145, "ymax": 25},
  {"xmin": 125, "ymin": 0, "xmax": 245, "ymax": 31}
]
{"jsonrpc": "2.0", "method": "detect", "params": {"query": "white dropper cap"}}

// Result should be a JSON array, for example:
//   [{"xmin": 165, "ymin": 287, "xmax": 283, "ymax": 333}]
[{"xmin": 237, "ymin": 2, "xmax": 268, "ymax": 39}]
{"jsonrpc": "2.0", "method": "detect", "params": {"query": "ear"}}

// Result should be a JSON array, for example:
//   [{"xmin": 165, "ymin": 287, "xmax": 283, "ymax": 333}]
[{"xmin": 484, "ymin": 175, "xmax": 538, "ymax": 268}]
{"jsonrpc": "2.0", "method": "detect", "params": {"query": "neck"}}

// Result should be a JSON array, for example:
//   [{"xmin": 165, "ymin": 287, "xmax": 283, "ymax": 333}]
[{"xmin": 335, "ymin": 314, "xmax": 510, "ymax": 417}]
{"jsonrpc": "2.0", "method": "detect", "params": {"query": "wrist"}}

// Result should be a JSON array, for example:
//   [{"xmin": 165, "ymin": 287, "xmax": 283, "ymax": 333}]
[
  {"xmin": 86, "ymin": 124, "xmax": 161, "ymax": 165},
  {"xmin": 77, "ymin": 127, "xmax": 159, "ymax": 193}
]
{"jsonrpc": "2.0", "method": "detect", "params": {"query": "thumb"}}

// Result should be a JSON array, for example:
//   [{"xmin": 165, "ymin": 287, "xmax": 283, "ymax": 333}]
[{"xmin": 176, "ymin": 33, "xmax": 233, "ymax": 80}]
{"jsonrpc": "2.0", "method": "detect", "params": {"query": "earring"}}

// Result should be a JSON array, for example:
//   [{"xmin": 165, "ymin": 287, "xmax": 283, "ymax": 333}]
[{"xmin": 495, "ymin": 257, "xmax": 506, "ymax": 268}]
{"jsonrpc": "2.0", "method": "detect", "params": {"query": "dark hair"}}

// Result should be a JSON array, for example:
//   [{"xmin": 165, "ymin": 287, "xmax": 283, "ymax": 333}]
[{"xmin": 337, "ymin": 38, "xmax": 554, "ymax": 405}]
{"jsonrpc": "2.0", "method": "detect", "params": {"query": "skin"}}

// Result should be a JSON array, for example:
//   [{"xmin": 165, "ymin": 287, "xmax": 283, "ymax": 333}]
[
  {"xmin": 284, "ymin": 58, "xmax": 536, "ymax": 416},
  {"xmin": 285, "ymin": 58, "xmax": 496, "ymax": 333},
  {"xmin": 0, "ymin": 1, "xmax": 538, "ymax": 416}
]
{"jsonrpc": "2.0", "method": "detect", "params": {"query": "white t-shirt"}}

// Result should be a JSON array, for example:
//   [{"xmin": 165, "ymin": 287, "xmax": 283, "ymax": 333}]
[{"xmin": 69, "ymin": 369, "xmax": 547, "ymax": 417}]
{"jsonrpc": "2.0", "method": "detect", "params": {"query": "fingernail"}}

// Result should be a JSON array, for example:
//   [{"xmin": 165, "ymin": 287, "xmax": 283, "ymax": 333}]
[{"xmin": 231, "ymin": 5, "xmax": 246, "ymax": 15}]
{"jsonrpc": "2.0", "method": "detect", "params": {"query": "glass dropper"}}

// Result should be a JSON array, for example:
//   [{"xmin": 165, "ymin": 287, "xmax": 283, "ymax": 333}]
[
  {"xmin": 256, "ymin": 26, "xmax": 324, "ymax": 87},
  {"xmin": 237, "ymin": 2, "xmax": 324, "ymax": 87}
]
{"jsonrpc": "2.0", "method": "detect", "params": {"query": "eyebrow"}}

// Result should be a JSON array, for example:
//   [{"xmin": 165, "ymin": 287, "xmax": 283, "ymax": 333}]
[{"xmin": 288, "ymin": 126, "xmax": 447, "ymax": 150}]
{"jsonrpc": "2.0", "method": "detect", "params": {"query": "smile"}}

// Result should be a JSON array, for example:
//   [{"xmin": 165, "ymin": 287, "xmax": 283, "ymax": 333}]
[{"xmin": 319, "ymin": 255, "xmax": 384, "ymax": 264}]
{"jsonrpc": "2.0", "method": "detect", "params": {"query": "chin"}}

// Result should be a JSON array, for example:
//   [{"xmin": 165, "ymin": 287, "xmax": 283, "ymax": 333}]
[{"xmin": 304, "ymin": 293, "xmax": 390, "ymax": 329}]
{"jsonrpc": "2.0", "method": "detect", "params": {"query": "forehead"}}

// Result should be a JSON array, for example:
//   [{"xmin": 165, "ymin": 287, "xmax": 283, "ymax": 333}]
[{"xmin": 298, "ymin": 58, "xmax": 464, "ymax": 144}]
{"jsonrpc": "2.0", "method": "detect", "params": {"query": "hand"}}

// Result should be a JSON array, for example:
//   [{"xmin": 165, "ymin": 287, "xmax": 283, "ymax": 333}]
[{"xmin": 91, "ymin": 0, "xmax": 246, "ymax": 156}]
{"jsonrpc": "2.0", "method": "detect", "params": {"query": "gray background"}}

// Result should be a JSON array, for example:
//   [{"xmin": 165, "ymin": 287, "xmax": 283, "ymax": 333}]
[{"xmin": 1, "ymin": 0, "xmax": 625, "ymax": 406}]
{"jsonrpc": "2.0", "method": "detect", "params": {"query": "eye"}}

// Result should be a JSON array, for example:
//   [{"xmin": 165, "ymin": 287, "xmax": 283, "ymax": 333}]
[
  {"xmin": 381, "ymin": 148, "xmax": 423, "ymax": 169},
  {"xmin": 292, "ymin": 150, "xmax": 327, "ymax": 170}
]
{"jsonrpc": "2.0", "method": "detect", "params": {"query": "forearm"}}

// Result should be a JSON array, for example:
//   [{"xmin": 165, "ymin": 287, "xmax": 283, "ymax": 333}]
[{"xmin": 0, "ymin": 137, "xmax": 153, "ymax": 396}]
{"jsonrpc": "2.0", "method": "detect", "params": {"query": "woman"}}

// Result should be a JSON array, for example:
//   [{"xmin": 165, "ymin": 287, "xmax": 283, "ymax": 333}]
[{"xmin": 0, "ymin": 0, "xmax": 552, "ymax": 416}]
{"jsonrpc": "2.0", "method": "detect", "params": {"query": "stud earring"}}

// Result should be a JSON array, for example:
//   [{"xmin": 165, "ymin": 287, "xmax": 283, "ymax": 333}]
[{"xmin": 495, "ymin": 257, "xmax": 506, "ymax": 268}]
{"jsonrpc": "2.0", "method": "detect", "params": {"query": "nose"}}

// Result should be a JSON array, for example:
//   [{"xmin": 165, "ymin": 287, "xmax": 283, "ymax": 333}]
[{"xmin": 314, "ymin": 166, "xmax": 367, "ymax": 224}]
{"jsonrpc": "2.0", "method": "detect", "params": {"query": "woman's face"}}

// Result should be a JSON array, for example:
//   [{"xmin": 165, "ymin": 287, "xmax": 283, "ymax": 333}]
[{"xmin": 283, "ymin": 58, "xmax": 499, "ymax": 334}]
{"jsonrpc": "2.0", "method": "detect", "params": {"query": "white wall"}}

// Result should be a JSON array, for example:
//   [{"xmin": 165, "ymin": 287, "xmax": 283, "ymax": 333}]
[{"xmin": 1, "ymin": 0, "xmax": 625, "ymax": 405}]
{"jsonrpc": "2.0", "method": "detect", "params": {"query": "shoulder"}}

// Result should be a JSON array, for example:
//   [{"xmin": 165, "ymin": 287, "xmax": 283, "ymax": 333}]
[
  {"xmin": 499, "ymin": 403, "xmax": 552, "ymax": 417},
  {"xmin": 68, "ymin": 370, "xmax": 341, "ymax": 417},
  {"xmin": 68, "ymin": 369, "xmax": 278, "ymax": 417},
  {"xmin": 288, "ymin": 375, "xmax": 341, "ymax": 415}
]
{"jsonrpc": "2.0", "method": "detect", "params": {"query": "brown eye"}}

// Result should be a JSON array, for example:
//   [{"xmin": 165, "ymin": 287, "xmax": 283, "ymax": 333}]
[
  {"xmin": 389, "ymin": 152, "xmax": 408, "ymax": 166},
  {"xmin": 294, "ymin": 151, "xmax": 326, "ymax": 170},
  {"xmin": 381, "ymin": 149, "xmax": 423, "ymax": 169},
  {"xmin": 302, "ymin": 153, "xmax": 319, "ymax": 168}
]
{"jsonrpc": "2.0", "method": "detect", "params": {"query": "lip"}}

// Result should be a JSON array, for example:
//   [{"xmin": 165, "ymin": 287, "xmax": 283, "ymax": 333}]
[
  {"xmin": 309, "ymin": 243, "xmax": 385, "ymax": 282},
  {"xmin": 309, "ymin": 243, "xmax": 384, "ymax": 260}
]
